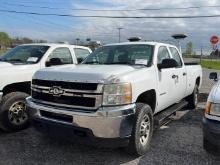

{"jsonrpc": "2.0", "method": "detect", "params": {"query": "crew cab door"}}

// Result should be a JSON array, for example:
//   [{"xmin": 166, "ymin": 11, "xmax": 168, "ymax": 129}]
[
  {"xmin": 156, "ymin": 46, "xmax": 177, "ymax": 112},
  {"xmin": 168, "ymin": 47, "xmax": 187, "ymax": 102}
]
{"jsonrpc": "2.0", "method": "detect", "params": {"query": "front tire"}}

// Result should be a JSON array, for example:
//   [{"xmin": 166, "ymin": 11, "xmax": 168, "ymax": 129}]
[
  {"xmin": 203, "ymin": 138, "xmax": 218, "ymax": 153},
  {"xmin": 0, "ymin": 92, "xmax": 29, "ymax": 132},
  {"xmin": 126, "ymin": 103, "xmax": 153, "ymax": 156}
]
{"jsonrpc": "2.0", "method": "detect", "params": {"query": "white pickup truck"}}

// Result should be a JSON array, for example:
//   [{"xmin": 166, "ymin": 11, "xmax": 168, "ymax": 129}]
[
  {"xmin": 203, "ymin": 72, "xmax": 220, "ymax": 152},
  {"xmin": 27, "ymin": 42, "xmax": 202, "ymax": 155},
  {"xmin": 0, "ymin": 43, "xmax": 92, "ymax": 132}
]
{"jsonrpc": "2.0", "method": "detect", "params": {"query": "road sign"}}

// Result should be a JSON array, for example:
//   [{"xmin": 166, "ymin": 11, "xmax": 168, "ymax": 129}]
[{"xmin": 210, "ymin": 35, "xmax": 219, "ymax": 45}]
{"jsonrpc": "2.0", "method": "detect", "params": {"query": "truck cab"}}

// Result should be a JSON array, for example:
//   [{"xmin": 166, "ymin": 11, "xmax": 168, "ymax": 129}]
[
  {"xmin": 0, "ymin": 43, "xmax": 92, "ymax": 132},
  {"xmin": 26, "ymin": 42, "xmax": 202, "ymax": 155}
]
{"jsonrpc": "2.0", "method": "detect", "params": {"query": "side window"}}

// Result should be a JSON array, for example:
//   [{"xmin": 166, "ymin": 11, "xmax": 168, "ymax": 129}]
[
  {"xmin": 74, "ymin": 48, "xmax": 90, "ymax": 63},
  {"xmin": 157, "ymin": 46, "xmax": 170, "ymax": 64},
  {"xmin": 169, "ymin": 47, "xmax": 182, "ymax": 67},
  {"xmin": 47, "ymin": 47, "xmax": 73, "ymax": 65}
]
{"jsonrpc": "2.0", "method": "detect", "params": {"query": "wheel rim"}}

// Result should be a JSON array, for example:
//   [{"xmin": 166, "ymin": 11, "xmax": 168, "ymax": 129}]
[
  {"xmin": 139, "ymin": 114, "xmax": 151, "ymax": 146},
  {"xmin": 8, "ymin": 101, "xmax": 28, "ymax": 126}
]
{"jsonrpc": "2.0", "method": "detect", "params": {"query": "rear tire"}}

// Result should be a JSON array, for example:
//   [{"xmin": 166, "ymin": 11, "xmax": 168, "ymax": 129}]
[
  {"xmin": 0, "ymin": 92, "xmax": 29, "ymax": 132},
  {"xmin": 186, "ymin": 84, "xmax": 199, "ymax": 109},
  {"xmin": 125, "ymin": 103, "xmax": 153, "ymax": 156},
  {"xmin": 203, "ymin": 138, "xmax": 218, "ymax": 153}
]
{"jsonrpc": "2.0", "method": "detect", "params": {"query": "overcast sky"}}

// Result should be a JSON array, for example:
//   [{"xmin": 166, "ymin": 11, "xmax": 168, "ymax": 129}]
[{"xmin": 0, "ymin": 0, "xmax": 220, "ymax": 53}]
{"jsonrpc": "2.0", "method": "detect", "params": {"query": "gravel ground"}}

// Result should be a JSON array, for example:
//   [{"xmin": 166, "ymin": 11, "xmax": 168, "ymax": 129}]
[{"xmin": 0, "ymin": 68, "xmax": 220, "ymax": 165}]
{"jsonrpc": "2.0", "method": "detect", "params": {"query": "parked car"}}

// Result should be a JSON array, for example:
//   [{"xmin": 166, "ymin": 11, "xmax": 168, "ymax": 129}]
[
  {"xmin": 27, "ymin": 41, "xmax": 202, "ymax": 155},
  {"xmin": 203, "ymin": 72, "xmax": 220, "ymax": 152},
  {"xmin": 0, "ymin": 43, "xmax": 92, "ymax": 132}
]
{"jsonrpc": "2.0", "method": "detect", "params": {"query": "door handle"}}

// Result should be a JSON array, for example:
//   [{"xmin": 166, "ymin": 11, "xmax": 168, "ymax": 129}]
[
  {"xmin": 183, "ymin": 72, "xmax": 187, "ymax": 76},
  {"xmin": 172, "ymin": 75, "xmax": 178, "ymax": 79}
]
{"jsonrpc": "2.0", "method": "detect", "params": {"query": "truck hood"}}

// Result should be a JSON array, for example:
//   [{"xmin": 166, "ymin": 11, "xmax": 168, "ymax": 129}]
[
  {"xmin": 34, "ymin": 64, "xmax": 141, "ymax": 83},
  {"xmin": 0, "ymin": 62, "xmax": 14, "ymax": 68}
]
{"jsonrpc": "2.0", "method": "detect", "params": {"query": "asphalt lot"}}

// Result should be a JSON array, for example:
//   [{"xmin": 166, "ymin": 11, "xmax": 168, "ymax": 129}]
[{"xmin": 0, "ymin": 68, "xmax": 220, "ymax": 165}]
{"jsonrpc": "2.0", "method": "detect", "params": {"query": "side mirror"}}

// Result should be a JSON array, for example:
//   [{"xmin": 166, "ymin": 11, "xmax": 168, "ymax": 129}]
[
  {"xmin": 77, "ymin": 57, "xmax": 84, "ymax": 64},
  {"xmin": 46, "ymin": 58, "xmax": 62, "ymax": 67},
  {"xmin": 209, "ymin": 72, "xmax": 218, "ymax": 81},
  {"xmin": 158, "ymin": 59, "xmax": 178, "ymax": 70}
]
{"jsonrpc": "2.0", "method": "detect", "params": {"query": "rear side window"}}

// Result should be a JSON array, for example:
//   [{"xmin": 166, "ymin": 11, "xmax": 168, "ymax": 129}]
[
  {"xmin": 157, "ymin": 46, "xmax": 170, "ymax": 64},
  {"xmin": 169, "ymin": 47, "xmax": 182, "ymax": 67},
  {"xmin": 74, "ymin": 48, "xmax": 90, "ymax": 62}
]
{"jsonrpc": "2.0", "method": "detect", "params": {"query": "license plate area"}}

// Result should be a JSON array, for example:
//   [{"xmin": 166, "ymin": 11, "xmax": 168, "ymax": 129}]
[{"xmin": 40, "ymin": 110, "xmax": 73, "ymax": 123}]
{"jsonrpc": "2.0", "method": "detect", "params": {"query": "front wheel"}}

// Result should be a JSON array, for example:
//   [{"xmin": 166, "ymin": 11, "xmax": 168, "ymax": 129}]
[
  {"xmin": 125, "ymin": 103, "xmax": 153, "ymax": 156},
  {"xmin": 186, "ymin": 84, "xmax": 199, "ymax": 109},
  {"xmin": 203, "ymin": 138, "xmax": 218, "ymax": 153},
  {"xmin": 0, "ymin": 92, "xmax": 29, "ymax": 132}
]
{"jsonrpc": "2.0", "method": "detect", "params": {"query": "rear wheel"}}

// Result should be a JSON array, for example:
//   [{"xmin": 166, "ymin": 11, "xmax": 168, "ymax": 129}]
[
  {"xmin": 186, "ymin": 84, "xmax": 199, "ymax": 109},
  {"xmin": 125, "ymin": 103, "xmax": 153, "ymax": 156},
  {"xmin": 203, "ymin": 138, "xmax": 218, "ymax": 153},
  {"xmin": 0, "ymin": 92, "xmax": 29, "ymax": 132}
]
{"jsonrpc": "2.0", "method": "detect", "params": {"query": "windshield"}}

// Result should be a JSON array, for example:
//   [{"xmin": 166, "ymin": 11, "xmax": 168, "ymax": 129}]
[
  {"xmin": 83, "ymin": 44, "xmax": 154, "ymax": 66},
  {"xmin": 0, "ymin": 45, "xmax": 50, "ymax": 64}
]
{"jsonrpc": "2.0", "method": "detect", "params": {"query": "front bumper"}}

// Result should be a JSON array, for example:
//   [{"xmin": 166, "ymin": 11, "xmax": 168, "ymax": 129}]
[
  {"xmin": 203, "ymin": 117, "xmax": 220, "ymax": 146},
  {"xmin": 0, "ymin": 92, "xmax": 3, "ymax": 103},
  {"xmin": 26, "ymin": 97, "xmax": 135, "ymax": 139}
]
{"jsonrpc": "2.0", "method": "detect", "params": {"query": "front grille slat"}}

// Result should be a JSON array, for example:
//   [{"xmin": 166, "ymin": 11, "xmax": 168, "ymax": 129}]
[
  {"xmin": 32, "ymin": 91, "xmax": 96, "ymax": 107},
  {"xmin": 31, "ymin": 79, "xmax": 102, "ymax": 110}
]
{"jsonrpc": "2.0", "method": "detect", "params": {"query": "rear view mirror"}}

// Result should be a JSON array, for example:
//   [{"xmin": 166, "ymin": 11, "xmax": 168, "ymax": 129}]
[
  {"xmin": 46, "ymin": 58, "xmax": 62, "ymax": 67},
  {"xmin": 209, "ymin": 72, "xmax": 218, "ymax": 81},
  {"xmin": 158, "ymin": 59, "xmax": 178, "ymax": 70}
]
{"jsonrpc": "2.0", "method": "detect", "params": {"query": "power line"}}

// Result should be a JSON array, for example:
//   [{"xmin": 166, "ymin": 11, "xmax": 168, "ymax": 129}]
[
  {"xmin": 1, "ymin": 9, "xmax": 220, "ymax": 19},
  {"xmin": 2, "ymin": 1, "xmax": 220, "ymax": 12}
]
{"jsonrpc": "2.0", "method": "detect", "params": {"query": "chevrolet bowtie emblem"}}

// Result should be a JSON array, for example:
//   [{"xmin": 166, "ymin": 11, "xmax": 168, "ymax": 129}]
[{"xmin": 49, "ymin": 86, "xmax": 64, "ymax": 96}]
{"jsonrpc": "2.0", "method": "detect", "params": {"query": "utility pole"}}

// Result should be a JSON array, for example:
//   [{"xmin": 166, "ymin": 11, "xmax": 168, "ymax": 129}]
[
  {"xmin": 200, "ymin": 46, "xmax": 203, "ymax": 64},
  {"xmin": 117, "ymin": 28, "xmax": 123, "ymax": 43}
]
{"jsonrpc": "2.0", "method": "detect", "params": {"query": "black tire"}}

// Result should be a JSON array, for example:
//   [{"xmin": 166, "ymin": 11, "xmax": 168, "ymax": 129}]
[
  {"xmin": 203, "ymin": 138, "xmax": 218, "ymax": 153},
  {"xmin": 125, "ymin": 103, "xmax": 153, "ymax": 156},
  {"xmin": 186, "ymin": 84, "xmax": 199, "ymax": 109},
  {"xmin": 0, "ymin": 92, "xmax": 30, "ymax": 132}
]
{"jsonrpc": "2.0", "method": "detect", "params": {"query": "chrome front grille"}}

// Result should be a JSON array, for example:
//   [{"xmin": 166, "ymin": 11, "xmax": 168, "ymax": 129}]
[{"xmin": 31, "ymin": 80, "xmax": 103, "ymax": 110}]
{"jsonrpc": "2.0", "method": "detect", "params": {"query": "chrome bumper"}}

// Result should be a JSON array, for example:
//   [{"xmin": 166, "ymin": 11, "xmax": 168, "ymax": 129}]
[
  {"xmin": 26, "ymin": 97, "xmax": 136, "ymax": 138},
  {"xmin": 0, "ymin": 92, "xmax": 3, "ymax": 103}
]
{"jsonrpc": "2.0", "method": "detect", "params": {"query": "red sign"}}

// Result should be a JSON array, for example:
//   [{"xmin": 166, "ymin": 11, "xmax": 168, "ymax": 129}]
[{"xmin": 210, "ymin": 35, "xmax": 219, "ymax": 45}]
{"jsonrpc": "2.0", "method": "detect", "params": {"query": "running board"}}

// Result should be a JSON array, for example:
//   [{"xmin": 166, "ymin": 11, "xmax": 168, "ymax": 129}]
[{"xmin": 154, "ymin": 100, "xmax": 188, "ymax": 127}]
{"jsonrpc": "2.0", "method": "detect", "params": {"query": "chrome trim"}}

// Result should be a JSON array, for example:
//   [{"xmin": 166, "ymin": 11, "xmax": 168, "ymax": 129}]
[
  {"xmin": 32, "ymin": 84, "xmax": 104, "ymax": 94},
  {"xmin": 0, "ymin": 92, "xmax": 3, "ymax": 103},
  {"xmin": 26, "ymin": 97, "xmax": 135, "ymax": 138},
  {"xmin": 32, "ymin": 87, "xmax": 102, "ymax": 98}
]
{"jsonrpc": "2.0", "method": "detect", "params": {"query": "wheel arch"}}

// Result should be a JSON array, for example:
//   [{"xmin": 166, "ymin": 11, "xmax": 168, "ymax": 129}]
[
  {"xmin": 2, "ymin": 82, "xmax": 31, "ymax": 96},
  {"xmin": 136, "ymin": 89, "xmax": 156, "ymax": 113}
]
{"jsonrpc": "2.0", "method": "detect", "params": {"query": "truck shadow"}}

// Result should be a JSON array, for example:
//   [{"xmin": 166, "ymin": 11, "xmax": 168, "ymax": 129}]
[{"xmin": 0, "ymin": 127, "xmax": 138, "ymax": 165}]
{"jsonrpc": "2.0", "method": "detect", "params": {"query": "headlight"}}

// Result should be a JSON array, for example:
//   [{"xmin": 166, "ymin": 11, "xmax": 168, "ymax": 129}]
[
  {"xmin": 205, "ymin": 102, "xmax": 220, "ymax": 116},
  {"xmin": 210, "ymin": 103, "xmax": 220, "ymax": 116},
  {"xmin": 103, "ymin": 83, "xmax": 132, "ymax": 106}
]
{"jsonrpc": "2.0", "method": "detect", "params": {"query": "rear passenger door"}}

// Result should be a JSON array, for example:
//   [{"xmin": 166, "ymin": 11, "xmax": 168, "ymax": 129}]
[
  {"xmin": 169, "ymin": 47, "xmax": 187, "ymax": 102},
  {"xmin": 74, "ymin": 48, "xmax": 91, "ymax": 63}
]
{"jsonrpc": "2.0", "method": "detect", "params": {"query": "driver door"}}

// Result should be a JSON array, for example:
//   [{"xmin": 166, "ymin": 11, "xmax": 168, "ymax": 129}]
[{"xmin": 156, "ymin": 46, "xmax": 176, "ymax": 112}]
